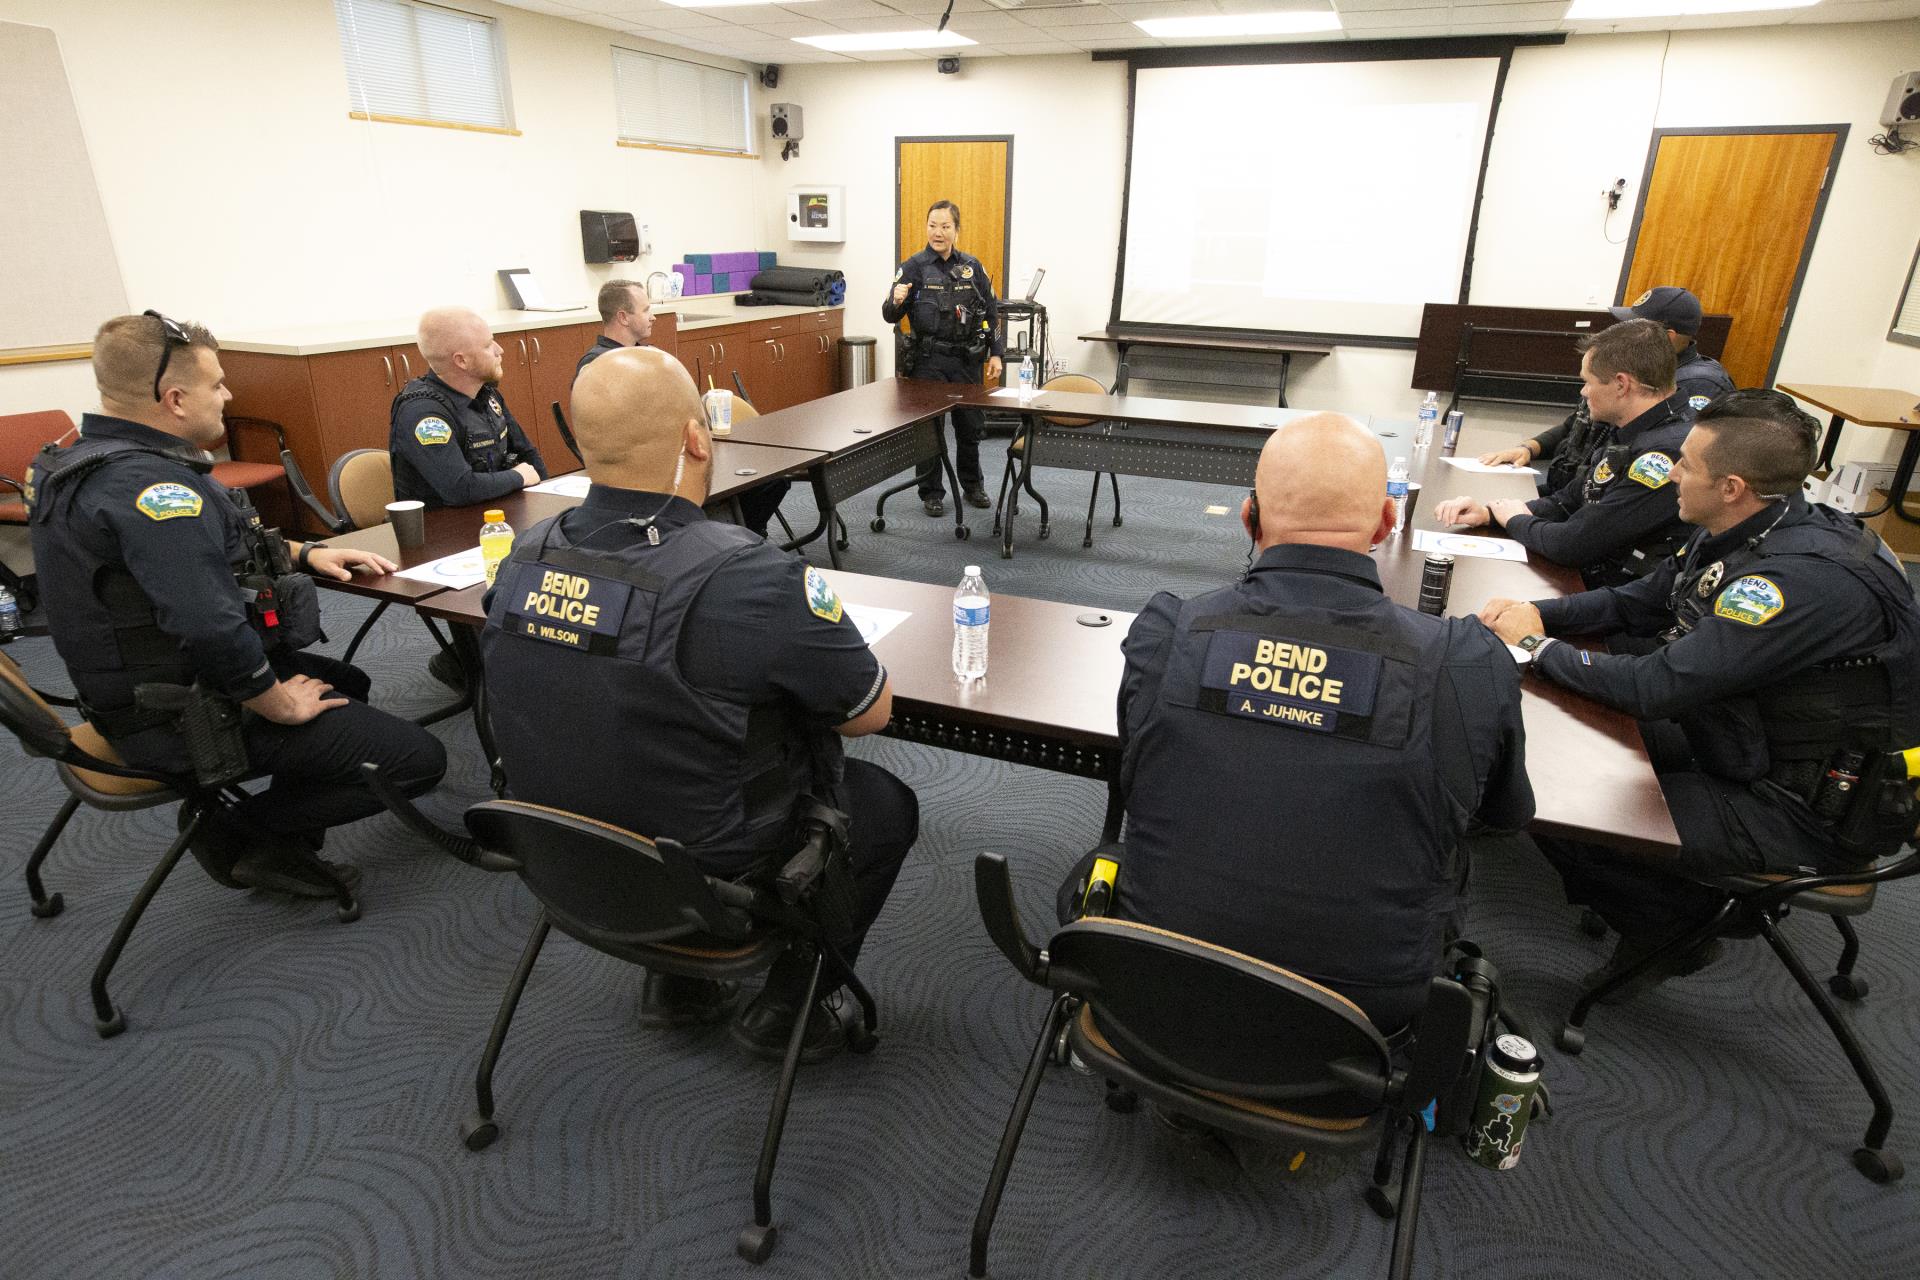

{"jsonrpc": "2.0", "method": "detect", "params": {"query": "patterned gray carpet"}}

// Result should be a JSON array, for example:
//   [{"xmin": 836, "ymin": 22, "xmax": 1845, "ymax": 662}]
[{"xmin": 3, "ymin": 456, "xmax": 1916, "ymax": 1278}]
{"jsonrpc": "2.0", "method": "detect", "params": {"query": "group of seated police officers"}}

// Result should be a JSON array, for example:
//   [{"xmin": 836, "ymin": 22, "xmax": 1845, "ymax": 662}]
[{"xmin": 19, "ymin": 283, "xmax": 1920, "ymax": 1172}]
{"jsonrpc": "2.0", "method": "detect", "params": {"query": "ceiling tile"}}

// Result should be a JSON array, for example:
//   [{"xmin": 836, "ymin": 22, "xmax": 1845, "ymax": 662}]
[
  {"xmin": 1105, "ymin": 1, "xmax": 1223, "ymax": 16},
  {"xmin": 1449, "ymin": 1, "xmax": 1567, "ymax": 17},
  {"xmin": 1013, "ymin": 5, "xmax": 1136, "ymax": 27},
  {"xmin": 751, "ymin": 19, "xmax": 849, "ymax": 33},
  {"xmin": 798, "ymin": 0, "xmax": 920, "ymax": 17}
]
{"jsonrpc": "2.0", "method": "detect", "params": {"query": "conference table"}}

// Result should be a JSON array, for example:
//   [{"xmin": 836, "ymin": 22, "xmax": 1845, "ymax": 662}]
[
  {"xmin": 1077, "ymin": 326, "xmax": 1334, "ymax": 408},
  {"xmin": 345, "ymin": 432, "xmax": 1678, "ymax": 859},
  {"xmin": 1779, "ymin": 382, "xmax": 1920, "ymax": 525}
]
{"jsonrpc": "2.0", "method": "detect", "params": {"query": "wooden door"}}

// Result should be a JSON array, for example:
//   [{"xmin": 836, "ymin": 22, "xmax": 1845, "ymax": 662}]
[
  {"xmin": 1620, "ymin": 128, "xmax": 1843, "ymax": 387},
  {"xmin": 896, "ymin": 136, "xmax": 1012, "ymax": 326},
  {"xmin": 307, "ymin": 346, "xmax": 407, "ymax": 468}
]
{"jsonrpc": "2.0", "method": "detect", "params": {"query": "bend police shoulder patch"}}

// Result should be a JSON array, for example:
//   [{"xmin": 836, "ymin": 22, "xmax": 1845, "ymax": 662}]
[
  {"xmin": 1627, "ymin": 451, "xmax": 1674, "ymax": 489},
  {"xmin": 135, "ymin": 482, "xmax": 203, "ymax": 522},
  {"xmin": 414, "ymin": 416, "xmax": 453, "ymax": 446},
  {"xmin": 1592, "ymin": 458, "xmax": 1615, "ymax": 486},
  {"xmin": 1689, "ymin": 394, "xmax": 1713, "ymax": 412},
  {"xmin": 804, "ymin": 566, "xmax": 843, "ymax": 623},
  {"xmin": 1713, "ymin": 575, "xmax": 1785, "ymax": 626}
]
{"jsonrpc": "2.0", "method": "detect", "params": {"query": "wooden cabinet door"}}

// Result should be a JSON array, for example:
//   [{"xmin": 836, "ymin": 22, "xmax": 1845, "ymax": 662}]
[
  {"xmin": 527, "ymin": 325, "xmax": 591, "ymax": 466},
  {"xmin": 648, "ymin": 311, "xmax": 678, "ymax": 360},
  {"xmin": 494, "ymin": 329, "xmax": 542, "ymax": 457},
  {"xmin": 307, "ymin": 346, "xmax": 407, "ymax": 470},
  {"xmin": 747, "ymin": 337, "xmax": 789, "ymax": 413}
]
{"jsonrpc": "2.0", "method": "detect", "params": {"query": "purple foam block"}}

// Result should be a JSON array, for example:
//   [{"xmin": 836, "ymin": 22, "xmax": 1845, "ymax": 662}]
[
  {"xmin": 692, "ymin": 274, "xmax": 713, "ymax": 295},
  {"xmin": 716, "ymin": 251, "xmax": 758, "ymax": 275},
  {"xmin": 671, "ymin": 264, "xmax": 693, "ymax": 285}
]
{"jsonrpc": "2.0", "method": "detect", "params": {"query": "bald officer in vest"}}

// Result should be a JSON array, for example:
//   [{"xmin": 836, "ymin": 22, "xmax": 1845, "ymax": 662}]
[
  {"xmin": 478, "ymin": 346, "xmax": 917, "ymax": 1062},
  {"xmin": 1069, "ymin": 414, "xmax": 1534, "ymax": 1034},
  {"xmin": 389, "ymin": 307, "xmax": 547, "ymax": 508}
]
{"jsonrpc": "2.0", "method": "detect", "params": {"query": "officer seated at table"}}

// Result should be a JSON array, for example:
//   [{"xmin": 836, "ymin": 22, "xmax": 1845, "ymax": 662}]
[
  {"xmin": 1436, "ymin": 319, "xmax": 1694, "ymax": 588},
  {"xmin": 389, "ymin": 307, "xmax": 547, "ymax": 509},
  {"xmin": 1480, "ymin": 390, "xmax": 1920, "ymax": 998},
  {"xmin": 1479, "ymin": 284, "xmax": 1735, "ymax": 485},
  {"xmin": 478, "ymin": 345, "xmax": 917, "ymax": 1061},
  {"xmin": 28, "ymin": 313, "xmax": 448, "ymax": 896}
]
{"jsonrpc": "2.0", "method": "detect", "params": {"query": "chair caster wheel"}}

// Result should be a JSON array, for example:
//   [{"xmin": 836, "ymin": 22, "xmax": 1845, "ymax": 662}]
[
  {"xmin": 1365, "ymin": 1184, "xmax": 1399, "ymax": 1220},
  {"xmin": 336, "ymin": 900, "xmax": 362, "ymax": 924},
  {"xmin": 95, "ymin": 1010, "xmax": 127, "ymax": 1039},
  {"xmin": 1556, "ymin": 1025, "xmax": 1586, "ymax": 1055},
  {"xmin": 848, "ymin": 1026, "xmax": 879, "ymax": 1055},
  {"xmin": 1853, "ymin": 1147, "xmax": 1904, "ymax": 1183},
  {"xmin": 1579, "ymin": 909, "xmax": 1608, "ymax": 939},
  {"xmin": 956, "ymin": 526, "xmax": 971, "ymax": 541},
  {"xmin": 31, "ymin": 893, "xmax": 64, "ymax": 919},
  {"xmin": 1829, "ymin": 973, "xmax": 1869, "ymax": 1002},
  {"xmin": 1082, "ymin": 537, "xmax": 1093, "ymax": 549},
  {"xmin": 461, "ymin": 1115, "xmax": 500, "ymax": 1151},
  {"xmin": 1104, "ymin": 1084, "xmax": 1139, "ymax": 1114},
  {"xmin": 1037, "ymin": 525, "xmax": 1050, "ymax": 540},
  {"xmin": 870, "ymin": 518, "xmax": 885, "ymax": 533},
  {"xmin": 737, "ymin": 1222, "xmax": 778, "ymax": 1264}
]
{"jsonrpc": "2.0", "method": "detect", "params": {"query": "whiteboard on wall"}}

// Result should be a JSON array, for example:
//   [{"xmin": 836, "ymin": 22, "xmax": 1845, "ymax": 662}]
[
  {"xmin": 0, "ymin": 22, "xmax": 127, "ymax": 353},
  {"xmin": 1116, "ymin": 57, "xmax": 1502, "ymax": 343}
]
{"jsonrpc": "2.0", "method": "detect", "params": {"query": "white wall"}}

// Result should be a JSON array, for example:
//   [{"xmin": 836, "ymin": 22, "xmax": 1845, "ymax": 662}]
[
  {"xmin": 764, "ymin": 23, "xmax": 1920, "ymax": 450},
  {"xmin": 0, "ymin": 0, "xmax": 774, "ymax": 417}
]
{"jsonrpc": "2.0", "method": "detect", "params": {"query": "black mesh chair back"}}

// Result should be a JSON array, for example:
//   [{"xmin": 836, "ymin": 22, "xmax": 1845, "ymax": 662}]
[
  {"xmin": 1050, "ymin": 919, "xmax": 1392, "ymax": 1119},
  {"xmin": 462, "ymin": 800, "xmax": 755, "ymax": 946}
]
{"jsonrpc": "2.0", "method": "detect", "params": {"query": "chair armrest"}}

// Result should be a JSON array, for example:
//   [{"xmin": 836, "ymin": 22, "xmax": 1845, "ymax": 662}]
[
  {"xmin": 1399, "ymin": 976, "xmax": 1477, "ymax": 1122},
  {"xmin": 0, "ymin": 472, "xmax": 24, "ymax": 498},
  {"xmin": 225, "ymin": 415, "xmax": 289, "ymax": 458},
  {"xmin": 548, "ymin": 401, "xmax": 584, "ymax": 467},
  {"xmin": 1742, "ymin": 847, "xmax": 1920, "ymax": 911},
  {"xmin": 974, "ymin": 851, "xmax": 1047, "ymax": 983},
  {"xmin": 279, "ymin": 447, "xmax": 351, "ymax": 534},
  {"xmin": 360, "ymin": 762, "xmax": 517, "ymax": 872}
]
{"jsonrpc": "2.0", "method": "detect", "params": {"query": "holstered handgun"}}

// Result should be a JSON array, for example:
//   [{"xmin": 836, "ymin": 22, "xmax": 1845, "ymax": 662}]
[{"xmin": 134, "ymin": 682, "xmax": 249, "ymax": 787}]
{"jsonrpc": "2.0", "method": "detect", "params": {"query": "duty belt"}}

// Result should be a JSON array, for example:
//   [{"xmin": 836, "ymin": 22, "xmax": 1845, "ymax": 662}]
[{"xmin": 917, "ymin": 338, "xmax": 975, "ymax": 358}]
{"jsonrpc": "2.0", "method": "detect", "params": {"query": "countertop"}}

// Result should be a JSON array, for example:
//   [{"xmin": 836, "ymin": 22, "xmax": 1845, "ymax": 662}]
[{"xmin": 220, "ymin": 293, "xmax": 844, "ymax": 356}]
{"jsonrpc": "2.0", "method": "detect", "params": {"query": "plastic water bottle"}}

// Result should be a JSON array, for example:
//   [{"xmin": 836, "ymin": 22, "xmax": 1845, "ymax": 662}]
[
  {"xmin": 952, "ymin": 564, "xmax": 990, "ymax": 681},
  {"xmin": 1017, "ymin": 354, "xmax": 1035, "ymax": 403},
  {"xmin": 479, "ymin": 508, "xmax": 514, "ymax": 587},
  {"xmin": 1415, "ymin": 390, "xmax": 1439, "ymax": 449},
  {"xmin": 0, "ymin": 583, "xmax": 19, "ymax": 643},
  {"xmin": 1388, "ymin": 457, "xmax": 1411, "ymax": 535}
]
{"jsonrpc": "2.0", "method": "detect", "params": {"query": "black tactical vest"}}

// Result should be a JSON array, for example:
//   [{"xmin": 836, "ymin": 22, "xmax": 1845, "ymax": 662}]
[
  {"xmin": 904, "ymin": 252, "xmax": 991, "ymax": 360},
  {"xmin": 392, "ymin": 378, "xmax": 519, "ymax": 474},
  {"xmin": 1577, "ymin": 399, "xmax": 1693, "ymax": 582},
  {"xmin": 479, "ymin": 512, "xmax": 834, "ymax": 868},
  {"xmin": 1119, "ymin": 584, "xmax": 1482, "ymax": 997}
]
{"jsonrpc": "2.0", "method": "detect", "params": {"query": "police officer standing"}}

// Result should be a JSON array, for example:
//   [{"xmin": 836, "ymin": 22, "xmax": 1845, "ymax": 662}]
[
  {"xmin": 28, "ymin": 314, "xmax": 448, "ymax": 895},
  {"xmin": 1481, "ymin": 393, "xmax": 1920, "ymax": 995},
  {"xmin": 1067, "ymin": 414, "xmax": 1534, "ymax": 1033},
  {"xmin": 883, "ymin": 200, "xmax": 1003, "ymax": 517},
  {"xmin": 390, "ymin": 307, "xmax": 547, "ymax": 508},
  {"xmin": 479, "ymin": 346, "xmax": 917, "ymax": 1061},
  {"xmin": 575, "ymin": 279, "xmax": 652, "ymax": 380},
  {"xmin": 1436, "ymin": 319, "xmax": 1693, "ymax": 587}
]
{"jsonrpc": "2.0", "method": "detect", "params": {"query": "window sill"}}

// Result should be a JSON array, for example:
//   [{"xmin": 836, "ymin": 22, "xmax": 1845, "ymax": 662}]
[
  {"xmin": 348, "ymin": 111, "xmax": 520, "ymax": 137},
  {"xmin": 0, "ymin": 344, "xmax": 92, "ymax": 367},
  {"xmin": 617, "ymin": 139, "xmax": 757, "ymax": 160}
]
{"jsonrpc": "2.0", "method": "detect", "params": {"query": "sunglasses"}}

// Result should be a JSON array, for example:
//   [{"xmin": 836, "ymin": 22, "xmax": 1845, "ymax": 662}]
[{"xmin": 143, "ymin": 309, "xmax": 192, "ymax": 402}]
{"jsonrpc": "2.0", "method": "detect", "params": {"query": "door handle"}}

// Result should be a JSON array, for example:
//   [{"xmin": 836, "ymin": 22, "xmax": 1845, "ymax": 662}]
[{"xmin": 381, "ymin": 355, "xmax": 393, "ymax": 387}]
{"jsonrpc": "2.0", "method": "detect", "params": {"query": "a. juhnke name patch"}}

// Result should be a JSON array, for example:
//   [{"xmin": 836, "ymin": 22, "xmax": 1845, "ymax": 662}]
[{"xmin": 1201, "ymin": 632, "xmax": 1381, "ymax": 733}]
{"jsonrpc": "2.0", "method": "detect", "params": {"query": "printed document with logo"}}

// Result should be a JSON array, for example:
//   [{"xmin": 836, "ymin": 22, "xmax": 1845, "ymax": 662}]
[
  {"xmin": 845, "ymin": 603, "xmax": 910, "ymax": 646},
  {"xmin": 393, "ymin": 547, "xmax": 490, "ymax": 589},
  {"xmin": 1439, "ymin": 456, "xmax": 1541, "ymax": 476},
  {"xmin": 1410, "ymin": 528, "xmax": 1529, "ymax": 562},
  {"xmin": 529, "ymin": 473, "xmax": 592, "ymax": 497}
]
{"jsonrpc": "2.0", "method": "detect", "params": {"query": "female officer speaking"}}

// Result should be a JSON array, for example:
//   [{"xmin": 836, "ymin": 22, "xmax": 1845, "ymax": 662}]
[{"xmin": 882, "ymin": 200, "xmax": 1003, "ymax": 518}]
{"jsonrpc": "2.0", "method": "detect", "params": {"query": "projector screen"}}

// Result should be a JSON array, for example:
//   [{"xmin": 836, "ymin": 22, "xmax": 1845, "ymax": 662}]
[{"xmin": 1117, "ymin": 57, "xmax": 1504, "ymax": 342}]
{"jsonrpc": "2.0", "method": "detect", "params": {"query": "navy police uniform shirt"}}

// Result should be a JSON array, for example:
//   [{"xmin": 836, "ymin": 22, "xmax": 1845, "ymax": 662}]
[
  {"xmin": 574, "ymin": 334, "xmax": 625, "ymax": 381},
  {"xmin": 1112, "ymin": 543, "xmax": 1534, "ymax": 1027},
  {"xmin": 1533, "ymin": 494, "xmax": 1893, "ymax": 781},
  {"xmin": 29, "ymin": 414, "xmax": 278, "ymax": 705},
  {"xmin": 882, "ymin": 247, "xmax": 1004, "ymax": 360},
  {"xmin": 1504, "ymin": 392, "xmax": 1693, "ymax": 581},
  {"xmin": 389, "ymin": 371, "xmax": 546, "ymax": 508},
  {"xmin": 1676, "ymin": 342, "xmax": 1736, "ymax": 414}
]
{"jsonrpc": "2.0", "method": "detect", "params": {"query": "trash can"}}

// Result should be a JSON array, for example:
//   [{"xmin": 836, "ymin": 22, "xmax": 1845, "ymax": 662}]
[{"xmin": 837, "ymin": 335, "xmax": 876, "ymax": 391}]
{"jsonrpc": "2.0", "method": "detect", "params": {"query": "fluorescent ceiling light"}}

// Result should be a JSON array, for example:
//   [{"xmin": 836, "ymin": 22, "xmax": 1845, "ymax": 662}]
[
  {"xmin": 660, "ymin": 0, "xmax": 817, "ymax": 6},
  {"xmin": 1134, "ymin": 12, "xmax": 1343, "ymax": 37},
  {"xmin": 1565, "ymin": 0, "xmax": 1815, "ymax": 17},
  {"xmin": 793, "ymin": 30, "xmax": 977, "ymax": 51}
]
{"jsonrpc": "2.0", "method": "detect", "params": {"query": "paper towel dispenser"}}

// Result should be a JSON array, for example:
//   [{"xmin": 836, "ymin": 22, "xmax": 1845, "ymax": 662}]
[{"xmin": 581, "ymin": 210, "xmax": 639, "ymax": 263}]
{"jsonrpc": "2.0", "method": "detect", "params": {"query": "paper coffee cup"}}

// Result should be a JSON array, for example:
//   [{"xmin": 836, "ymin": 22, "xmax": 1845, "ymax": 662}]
[
  {"xmin": 385, "ymin": 499, "xmax": 426, "ymax": 549},
  {"xmin": 704, "ymin": 389, "xmax": 733, "ymax": 437}
]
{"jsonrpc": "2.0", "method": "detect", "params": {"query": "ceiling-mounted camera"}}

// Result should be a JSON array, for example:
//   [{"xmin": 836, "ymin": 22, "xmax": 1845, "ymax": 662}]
[{"xmin": 936, "ymin": 56, "xmax": 961, "ymax": 75}]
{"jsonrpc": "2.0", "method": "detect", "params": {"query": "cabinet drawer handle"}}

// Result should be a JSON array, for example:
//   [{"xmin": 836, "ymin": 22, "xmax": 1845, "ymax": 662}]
[
  {"xmin": 531, "ymin": 336, "xmax": 542, "ymax": 362},
  {"xmin": 717, "ymin": 341, "xmax": 726, "ymax": 363},
  {"xmin": 382, "ymin": 355, "xmax": 394, "ymax": 387},
  {"xmin": 399, "ymin": 352, "xmax": 413, "ymax": 379}
]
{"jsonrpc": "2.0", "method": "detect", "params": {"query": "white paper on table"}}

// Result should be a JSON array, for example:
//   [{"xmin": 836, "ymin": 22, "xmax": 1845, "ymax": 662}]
[
  {"xmin": 529, "ymin": 474, "xmax": 592, "ymax": 497},
  {"xmin": 393, "ymin": 547, "xmax": 489, "ymax": 589},
  {"xmin": 1439, "ymin": 456, "xmax": 1541, "ymax": 476},
  {"xmin": 845, "ymin": 603, "xmax": 910, "ymax": 646},
  {"xmin": 988, "ymin": 387, "xmax": 1028, "ymax": 399},
  {"xmin": 1410, "ymin": 528, "xmax": 1530, "ymax": 563}
]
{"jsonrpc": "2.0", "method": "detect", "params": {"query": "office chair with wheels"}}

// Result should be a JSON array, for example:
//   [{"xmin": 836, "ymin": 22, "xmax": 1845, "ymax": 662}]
[
  {"xmin": 991, "ymin": 373, "xmax": 1123, "ymax": 550},
  {"xmin": 967, "ymin": 851, "xmax": 1486, "ymax": 1280},
  {"xmin": 361, "ymin": 764, "xmax": 879, "ymax": 1266},
  {"xmin": 0, "ymin": 651, "xmax": 359, "ymax": 1037},
  {"xmin": 549, "ymin": 401, "xmax": 585, "ymax": 466},
  {"xmin": 1558, "ymin": 851, "xmax": 1920, "ymax": 1183}
]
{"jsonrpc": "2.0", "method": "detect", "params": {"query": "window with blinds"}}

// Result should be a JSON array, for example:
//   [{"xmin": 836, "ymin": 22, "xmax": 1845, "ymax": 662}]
[
  {"xmin": 1893, "ymin": 239, "xmax": 1920, "ymax": 349},
  {"xmin": 613, "ymin": 47, "xmax": 750, "ymax": 155},
  {"xmin": 333, "ymin": 0, "xmax": 513, "ymax": 132}
]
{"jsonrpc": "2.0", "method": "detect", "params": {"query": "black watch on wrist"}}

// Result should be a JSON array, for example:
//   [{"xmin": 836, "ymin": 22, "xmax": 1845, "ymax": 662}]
[
  {"xmin": 297, "ymin": 542, "xmax": 325, "ymax": 573},
  {"xmin": 1517, "ymin": 634, "xmax": 1551, "ymax": 654}
]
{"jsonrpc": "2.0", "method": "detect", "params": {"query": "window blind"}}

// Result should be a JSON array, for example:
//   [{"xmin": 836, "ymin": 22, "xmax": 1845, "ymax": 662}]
[
  {"xmin": 1894, "ymin": 240, "xmax": 1920, "ymax": 347},
  {"xmin": 613, "ymin": 46, "xmax": 749, "ymax": 154},
  {"xmin": 334, "ymin": 0, "xmax": 511, "ymax": 130}
]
